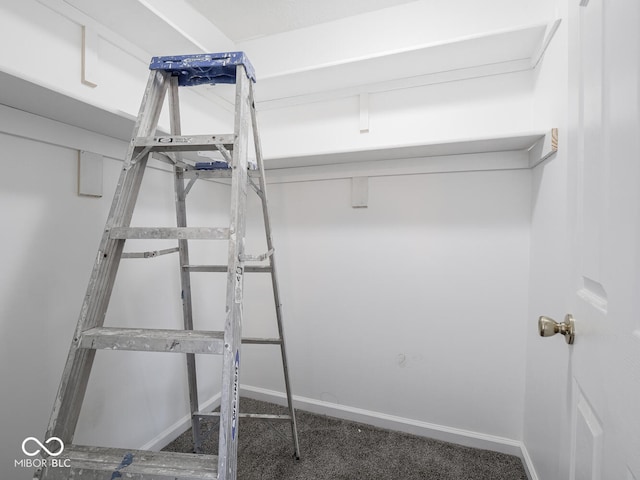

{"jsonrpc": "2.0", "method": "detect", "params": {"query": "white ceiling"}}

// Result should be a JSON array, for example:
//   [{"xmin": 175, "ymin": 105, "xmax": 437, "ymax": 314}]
[{"xmin": 185, "ymin": 0, "xmax": 420, "ymax": 43}]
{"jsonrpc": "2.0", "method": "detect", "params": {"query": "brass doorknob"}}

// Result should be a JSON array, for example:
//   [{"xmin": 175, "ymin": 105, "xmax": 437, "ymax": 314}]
[{"xmin": 538, "ymin": 314, "xmax": 575, "ymax": 344}]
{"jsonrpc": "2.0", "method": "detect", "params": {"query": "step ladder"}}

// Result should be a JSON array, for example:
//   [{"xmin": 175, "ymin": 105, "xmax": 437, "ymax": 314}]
[{"xmin": 35, "ymin": 52, "xmax": 300, "ymax": 480}]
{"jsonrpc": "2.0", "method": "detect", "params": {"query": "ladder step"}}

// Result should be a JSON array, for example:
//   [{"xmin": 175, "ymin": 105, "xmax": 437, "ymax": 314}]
[
  {"xmin": 184, "ymin": 265, "xmax": 272, "ymax": 273},
  {"xmin": 79, "ymin": 328, "xmax": 281, "ymax": 354},
  {"xmin": 242, "ymin": 337, "xmax": 282, "ymax": 345},
  {"xmin": 109, "ymin": 227, "xmax": 229, "ymax": 240},
  {"xmin": 182, "ymin": 169, "xmax": 261, "ymax": 180},
  {"xmin": 134, "ymin": 134, "xmax": 235, "ymax": 153},
  {"xmin": 79, "ymin": 327, "xmax": 225, "ymax": 354},
  {"xmin": 43, "ymin": 444, "xmax": 217, "ymax": 479},
  {"xmin": 194, "ymin": 412, "xmax": 291, "ymax": 421}
]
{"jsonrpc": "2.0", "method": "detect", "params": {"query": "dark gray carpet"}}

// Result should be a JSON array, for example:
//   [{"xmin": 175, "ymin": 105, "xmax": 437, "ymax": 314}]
[{"xmin": 164, "ymin": 398, "xmax": 528, "ymax": 479}]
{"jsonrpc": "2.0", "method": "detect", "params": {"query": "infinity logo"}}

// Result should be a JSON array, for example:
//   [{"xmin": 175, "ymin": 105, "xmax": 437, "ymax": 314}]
[{"xmin": 21, "ymin": 437, "xmax": 64, "ymax": 457}]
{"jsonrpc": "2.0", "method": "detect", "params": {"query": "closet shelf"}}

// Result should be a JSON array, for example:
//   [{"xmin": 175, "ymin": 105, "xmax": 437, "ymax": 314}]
[
  {"xmin": 1, "ymin": 71, "xmax": 557, "ymax": 178},
  {"xmin": 207, "ymin": 21, "xmax": 561, "ymax": 110},
  {"xmin": 259, "ymin": 130, "xmax": 558, "ymax": 182},
  {"xmin": 0, "ymin": 69, "xmax": 137, "ymax": 142},
  {"xmin": 266, "ymin": 133, "xmax": 544, "ymax": 168}
]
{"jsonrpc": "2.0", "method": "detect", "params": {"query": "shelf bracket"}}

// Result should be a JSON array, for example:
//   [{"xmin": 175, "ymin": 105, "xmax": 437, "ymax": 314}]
[
  {"xmin": 78, "ymin": 150, "xmax": 103, "ymax": 197},
  {"xmin": 81, "ymin": 25, "xmax": 99, "ymax": 88},
  {"xmin": 529, "ymin": 128, "xmax": 558, "ymax": 168},
  {"xmin": 531, "ymin": 19, "xmax": 562, "ymax": 69},
  {"xmin": 359, "ymin": 93, "xmax": 369, "ymax": 134},
  {"xmin": 351, "ymin": 176, "xmax": 369, "ymax": 208}
]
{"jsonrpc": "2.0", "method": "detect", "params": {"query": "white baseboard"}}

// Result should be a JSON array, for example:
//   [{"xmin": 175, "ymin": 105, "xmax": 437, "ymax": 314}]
[
  {"xmin": 519, "ymin": 442, "xmax": 540, "ymax": 480},
  {"xmin": 138, "ymin": 385, "xmax": 539, "ymax": 480},
  {"xmin": 139, "ymin": 392, "xmax": 221, "ymax": 451},
  {"xmin": 241, "ymin": 384, "xmax": 538, "ymax": 479}
]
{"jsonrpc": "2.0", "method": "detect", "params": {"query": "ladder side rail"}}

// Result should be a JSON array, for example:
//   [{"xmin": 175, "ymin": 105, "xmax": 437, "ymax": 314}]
[
  {"xmin": 249, "ymin": 83, "xmax": 301, "ymax": 459},
  {"xmin": 45, "ymin": 70, "xmax": 170, "ymax": 446},
  {"xmin": 168, "ymin": 76, "xmax": 203, "ymax": 453},
  {"xmin": 217, "ymin": 65, "xmax": 251, "ymax": 480}
]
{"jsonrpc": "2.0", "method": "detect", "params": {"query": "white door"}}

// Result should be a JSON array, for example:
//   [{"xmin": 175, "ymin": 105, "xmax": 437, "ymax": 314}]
[{"xmin": 563, "ymin": 0, "xmax": 640, "ymax": 478}]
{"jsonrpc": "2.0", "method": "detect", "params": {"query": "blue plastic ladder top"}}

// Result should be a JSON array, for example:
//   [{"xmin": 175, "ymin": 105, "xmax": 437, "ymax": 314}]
[{"xmin": 149, "ymin": 51, "xmax": 256, "ymax": 87}]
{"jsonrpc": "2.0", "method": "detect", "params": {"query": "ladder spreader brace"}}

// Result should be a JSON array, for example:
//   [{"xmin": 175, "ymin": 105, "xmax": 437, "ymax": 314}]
[{"xmin": 35, "ymin": 51, "xmax": 300, "ymax": 480}]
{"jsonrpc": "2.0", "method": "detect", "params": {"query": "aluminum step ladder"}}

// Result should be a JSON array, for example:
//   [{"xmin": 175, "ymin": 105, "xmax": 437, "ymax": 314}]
[{"xmin": 35, "ymin": 52, "xmax": 300, "ymax": 480}]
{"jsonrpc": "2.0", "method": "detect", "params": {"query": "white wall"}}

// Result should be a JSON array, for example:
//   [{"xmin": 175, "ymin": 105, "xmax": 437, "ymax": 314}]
[
  {"xmin": 240, "ymin": 166, "xmax": 532, "ymax": 444},
  {"xmin": 238, "ymin": 3, "xmax": 574, "ymax": 462},
  {"xmin": 0, "ymin": 117, "xmax": 535, "ymax": 478},
  {"xmin": 0, "ymin": 111, "xmax": 226, "ymax": 479},
  {"xmin": 236, "ymin": 1, "xmax": 544, "ymax": 452}
]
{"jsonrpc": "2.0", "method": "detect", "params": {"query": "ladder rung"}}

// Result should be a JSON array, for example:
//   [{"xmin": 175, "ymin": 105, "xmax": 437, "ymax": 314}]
[
  {"xmin": 242, "ymin": 337, "xmax": 282, "ymax": 345},
  {"xmin": 109, "ymin": 227, "xmax": 229, "ymax": 240},
  {"xmin": 79, "ymin": 327, "xmax": 225, "ymax": 355},
  {"xmin": 122, "ymin": 247, "xmax": 180, "ymax": 259},
  {"xmin": 52, "ymin": 444, "xmax": 217, "ymax": 479},
  {"xmin": 134, "ymin": 134, "xmax": 235, "ymax": 153},
  {"xmin": 182, "ymin": 169, "xmax": 261, "ymax": 180},
  {"xmin": 194, "ymin": 412, "xmax": 291, "ymax": 421},
  {"xmin": 184, "ymin": 265, "xmax": 272, "ymax": 273}
]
